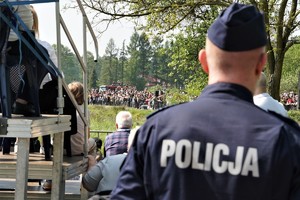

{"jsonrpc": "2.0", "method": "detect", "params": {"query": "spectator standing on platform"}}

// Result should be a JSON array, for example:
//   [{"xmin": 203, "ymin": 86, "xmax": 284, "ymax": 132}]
[
  {"xmin": 104, "ymin": 111, "xmax": 132, "ymax": 157},
  {"xmin": 111, "ymin": 3, "xmax": 300, "ymax": 200},
  {"xmin": 1, "ymin": 4, "xmax": 34, "ymax": 155},
  {"xmin": 2, "ymin": 4, "xmax": 58, "ymax": 154},
  {"xmin": 254, "ymin": 72, "xmax": 288, "ymax": 117}
]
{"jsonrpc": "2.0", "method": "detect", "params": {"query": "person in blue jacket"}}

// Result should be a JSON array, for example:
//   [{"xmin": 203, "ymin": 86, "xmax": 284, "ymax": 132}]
[{"xmin": 110, "ymin": 3, "xmax": 300, "ymax": 200}]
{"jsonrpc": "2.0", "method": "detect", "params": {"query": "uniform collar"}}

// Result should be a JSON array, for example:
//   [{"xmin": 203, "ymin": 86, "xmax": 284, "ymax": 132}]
[{"xmin": 200, "ymin": 82, "xmax": 254, "ymax": 103}]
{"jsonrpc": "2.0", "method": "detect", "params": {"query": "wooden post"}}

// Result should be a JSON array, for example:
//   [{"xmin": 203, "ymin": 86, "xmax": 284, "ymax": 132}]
[
  {"xmin": 51, "ymin": 133, "xmax": 64, "ymax": 200},
  {"xmin": 14, "ymin": 138, "xmax": 30, "ymax": 200}
]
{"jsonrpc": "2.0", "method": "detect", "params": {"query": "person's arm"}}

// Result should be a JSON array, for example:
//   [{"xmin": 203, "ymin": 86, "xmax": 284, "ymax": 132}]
[{"xmin": 82, "ymin": 155, "xmax": 102, "ymax": 192}]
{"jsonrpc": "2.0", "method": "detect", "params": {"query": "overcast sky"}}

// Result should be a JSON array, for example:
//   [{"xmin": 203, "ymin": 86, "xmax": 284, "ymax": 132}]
[{"xmin": 34, "ymin": 1, "xmax": 134, "ymax": 58}]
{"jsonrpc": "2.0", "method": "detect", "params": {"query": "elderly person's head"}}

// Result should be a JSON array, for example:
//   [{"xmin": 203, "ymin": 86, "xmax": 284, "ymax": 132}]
[
  {"xmin": 198, "ymin": 3, "xmax": 267, "ymax": 94},
  {"xmin": 116, "ymin": 111, "xmax": 132, "ymax": 129}
]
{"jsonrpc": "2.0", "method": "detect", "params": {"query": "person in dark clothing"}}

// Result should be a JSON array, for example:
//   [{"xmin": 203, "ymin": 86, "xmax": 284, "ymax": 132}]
[
  {"xmin": 111, "ymin": 3, "xmax": 300, "ymax": 200},
  {"xmin": 1, "ymin": 5, "xmax": 60, "ymax": 155}
]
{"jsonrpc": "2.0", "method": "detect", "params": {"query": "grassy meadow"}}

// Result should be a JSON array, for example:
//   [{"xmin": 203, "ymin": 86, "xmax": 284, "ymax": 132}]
[
  {"xmin": 89, "ymin": 105, "xmax": 300, "ymax": 135},
  {"xmin": 89, "ymin": 105, "xmax": 153, "ymax": 139},
  {"xmin": 88, "ymin": 105, "xmax": 300, "ymax": 154},
  {"xmin": 88, "ymin": 105, "xmax": 300, "ymax": 155}
]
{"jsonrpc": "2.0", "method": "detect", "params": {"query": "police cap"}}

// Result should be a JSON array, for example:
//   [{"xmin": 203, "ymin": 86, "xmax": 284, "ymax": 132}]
[{"xmin": 207, "ymin": 3, "xmax": 267, "ymax": 51}]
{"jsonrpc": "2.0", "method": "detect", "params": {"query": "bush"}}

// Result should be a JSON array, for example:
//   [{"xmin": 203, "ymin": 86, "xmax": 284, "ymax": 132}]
[{"xmin": 165, "ymin": 88, "xmax": 190, "ymax": 105}]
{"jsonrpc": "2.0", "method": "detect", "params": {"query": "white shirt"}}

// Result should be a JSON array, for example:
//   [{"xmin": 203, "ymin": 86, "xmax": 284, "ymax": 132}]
[
  {"xmin": 253, "ymin": 93, "xmax": 288, "ymax": 117},
  {"xmin": 38, "ymin": 39, "xmax": 58, "ymax": 88}
]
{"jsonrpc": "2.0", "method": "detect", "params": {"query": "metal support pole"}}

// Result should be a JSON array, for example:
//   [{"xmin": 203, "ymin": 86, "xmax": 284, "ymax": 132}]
[
  {"xmin": 51, "ymin": 2, "xmax": 65, "ymax": 200},
  {"xmin": 82, "ymin": 10, "xmax": 88, "ymax": 157},
  {"xmin": 81, "ymin": 7, "xmax": 90, "ymax": 200},
  {"xmin": 297, "ymin": 71, "xmax": 300, "ymax": 110}
]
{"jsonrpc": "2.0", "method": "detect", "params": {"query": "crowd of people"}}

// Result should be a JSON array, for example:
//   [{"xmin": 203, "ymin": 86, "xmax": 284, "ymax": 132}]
[
  {"xmin": 88, "ymin": 85, "xmax": 166, "ymax": 110},
  {"xmin": 281, "ymin": 91, "xmax": 298, "ymax": 110},
  {"xmin": 88, "ymin": 85, "xmax": 299, "ymax": 112}
]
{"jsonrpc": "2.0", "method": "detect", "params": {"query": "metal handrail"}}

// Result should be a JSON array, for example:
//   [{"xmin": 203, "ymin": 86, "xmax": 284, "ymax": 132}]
[
  {"xmin": 59, "ymin": 15, "xmax": 87, "ymax": 74},
  {"xmin": 90, "ymin": 130, "xmax": 113, "ymax": 138},
  {"xmin": 58, "ymin": 1, "xmax": 99, "ymax": 126},
  {"xmin": 0, "ymin": 0, "xmax": 58, "ymax": 6},
  {"xmin": 75, "ymin": 0, "xmax": 99, "ymax": 62},
  {"xmin": 57, "ymin": 1, "xmax": 99, "ymax": 159}
]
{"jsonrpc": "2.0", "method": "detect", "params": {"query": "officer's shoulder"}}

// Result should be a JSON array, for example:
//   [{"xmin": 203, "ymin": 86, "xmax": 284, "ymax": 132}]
[
  {"xmin": 147, "ymin": 102, "xmax": 188, "ymax": 119},
  {"xmin": 268, "ymin": 111, "xmax": 300, "ymax": 130}
]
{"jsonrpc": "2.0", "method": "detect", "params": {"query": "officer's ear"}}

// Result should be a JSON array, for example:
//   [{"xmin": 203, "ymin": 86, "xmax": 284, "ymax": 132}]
[
  {"xmin": 199, "ymin": 49, "xmax": 209, "ymax": 74},
  {"xmin": 255, "ymin": 52, "xmax": 267, "ymax": 76}
]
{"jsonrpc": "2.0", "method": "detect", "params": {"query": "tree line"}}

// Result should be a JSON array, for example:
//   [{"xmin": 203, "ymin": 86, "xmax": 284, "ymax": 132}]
[
  {"xmin": 73, "ymin": 0, "xmax": 300, "ymax": 100},
  {"xmin": 56, "ymin": 29, "xmax": 209, "ymax": 94},
  {"xmin": 54, "ymin": 27, "xmax": 299, "ymax": 102}
]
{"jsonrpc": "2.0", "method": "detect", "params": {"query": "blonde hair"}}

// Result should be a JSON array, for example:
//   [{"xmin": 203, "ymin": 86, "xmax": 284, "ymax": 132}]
[
  {"xmin": 128, "ymin": 126, "xmax": 140, "ymax": 151},
  {"xmin": 68, "ymin": 82, "xmax": 84, "ymax": 105},
  {"xmin": 30, "ymin": 5, "xmax": 39, "ymax": 38}
]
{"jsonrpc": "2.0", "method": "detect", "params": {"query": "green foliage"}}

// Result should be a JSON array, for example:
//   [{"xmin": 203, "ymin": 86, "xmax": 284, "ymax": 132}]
[
  {"xmin": 151, "ymin": 40, "xmax": 173, "ymax": 85},
  {"xmin": 99, "ymin": 38, "xmax": 119, "ymax": 85},
  {"xmin": 81, "ymin": 0, "xmax": 300, "ymax": 100},
  {"xmin": 87, "ymin": 51, "xmax": 99, "ymax": 89},
  {"xmin": 124, "ymin": 31, "xmax": 139, "ymax": 86},
  {"xmin": 166, "ymin": 8, "xmax": 216, "ymax": 91},
  {"xmin": 165, "ymin": 87, "xmax": 190, "ymax": 105},
  {"xmin": 185, "ymin": 74, "xmax": 208, "ymax": 98},
  {"xmin": 147, "ymin": 85, "xmax": 164, "ymax": 94},
  {"xmin": 281, "ymin": 44, "xmax": 300, "ymax": 92},
  {"xmin": 53, "ymin": 44, "xmax": 82, "ymax": 84},
  {"xmin": 92, "ymin": 15, "xmax": 213, "ymax": 93},
  {"xmin": 288, "ymin": 110, "xmax": 300, "ymax": 123},
  {"xmin": 124, "ymin": 31, "xmax": 152, "ymax": 89}
]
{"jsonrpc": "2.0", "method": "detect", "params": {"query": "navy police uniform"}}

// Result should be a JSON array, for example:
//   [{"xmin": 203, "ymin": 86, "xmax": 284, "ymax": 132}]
[
  {"xmin": 111, "ymin": 83, "xmax": 300, "ymax": 200},
  {"xmin": 111, "ymin": 3, "xmax": 300, "ymax": 200}
]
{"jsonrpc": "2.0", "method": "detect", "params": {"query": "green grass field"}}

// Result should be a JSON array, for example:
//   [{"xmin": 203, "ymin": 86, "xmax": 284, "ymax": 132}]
[
  {"xmin": 89, "ymin": 105, "xmax": 300, "ymax": 153},
  {"xmin": 89, "ymin": 105, "xmax": 153, "ymax": 141},
  {"xmin": 88, "ymin": 105, "xmax": 300, "ymax": 155},
  {"xmin": 89, "ymin": 105, "xmax": 300, "ymax": 136}
]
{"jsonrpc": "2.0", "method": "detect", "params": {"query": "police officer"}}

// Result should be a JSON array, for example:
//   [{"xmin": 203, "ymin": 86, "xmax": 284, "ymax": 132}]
[{"xmin": 111, "ymin": 3, "xmax": 300, "ymax": 200}]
